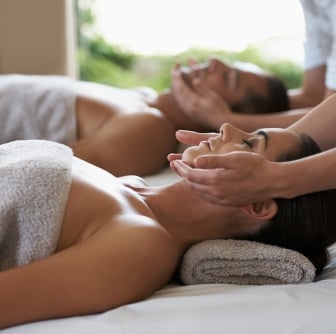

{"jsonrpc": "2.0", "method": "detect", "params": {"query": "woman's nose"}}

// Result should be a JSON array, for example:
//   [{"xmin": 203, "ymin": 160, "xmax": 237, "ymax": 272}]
[{"xmin": 220, "ymin": 123, "xmax": 247, "ymax": 141}]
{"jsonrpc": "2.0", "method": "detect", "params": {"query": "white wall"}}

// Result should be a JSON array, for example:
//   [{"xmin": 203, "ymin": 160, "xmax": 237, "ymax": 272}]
[{"xmin": 0, "ymin": 0, "xmax": 77, "ymax": 77}]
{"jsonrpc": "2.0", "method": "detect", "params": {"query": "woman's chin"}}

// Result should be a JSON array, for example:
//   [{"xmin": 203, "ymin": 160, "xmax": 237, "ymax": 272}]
[{"xmin": 181, "ymin": 158, "xmax": 194, "ymax": 167}]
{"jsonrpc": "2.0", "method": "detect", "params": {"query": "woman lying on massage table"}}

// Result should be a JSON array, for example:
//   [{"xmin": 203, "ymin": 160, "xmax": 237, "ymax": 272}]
[
  {"xmin": 1, "ymin": 124, "xmax": 335, "ymax": 329},
  {"xmin": 0, "ymin": 58, "xmax": 289, "ymax": 177}
]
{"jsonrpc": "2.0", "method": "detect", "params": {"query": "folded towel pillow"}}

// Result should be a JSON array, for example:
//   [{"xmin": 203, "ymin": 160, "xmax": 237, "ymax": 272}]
[{"xmin": 180, "ymin": 239, "xmax": 316, "ymax": 285}]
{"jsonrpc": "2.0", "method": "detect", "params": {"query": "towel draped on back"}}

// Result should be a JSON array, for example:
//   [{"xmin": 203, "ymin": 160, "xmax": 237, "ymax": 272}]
[
  {"xmin": 0, "ymin": 140, "xmax": 73, "ymax": 270},
  {"xmin": 0, "ymin": 74, "xmax": 77, "ymax": 144}
]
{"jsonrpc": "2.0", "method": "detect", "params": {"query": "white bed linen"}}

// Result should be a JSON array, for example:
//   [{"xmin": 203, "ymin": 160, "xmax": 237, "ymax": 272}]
[
  {"xmin": 4, "ymin": 280, "xmax": 336, "ymax": 334},
  {"xmin": 3, "ymin": 168, "xmax": 336, "ymax": 334}
]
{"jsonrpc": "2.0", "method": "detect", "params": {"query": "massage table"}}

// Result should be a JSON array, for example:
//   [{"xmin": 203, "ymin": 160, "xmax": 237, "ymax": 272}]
[{"xmin": 3, "ymin": 166, "xmax": 336, "ymax": 334}]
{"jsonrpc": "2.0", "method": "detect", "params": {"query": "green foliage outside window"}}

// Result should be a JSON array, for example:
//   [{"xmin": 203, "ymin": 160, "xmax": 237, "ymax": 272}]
[{"xmin": 76, "ymin": 0, "xmax": 303, "ymax": 92}]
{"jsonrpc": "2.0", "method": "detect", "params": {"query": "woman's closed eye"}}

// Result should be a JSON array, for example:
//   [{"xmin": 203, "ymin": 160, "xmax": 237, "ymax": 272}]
[{"xmin": 242, "ymin": 139, "xmax": 254, "ymax": 150}]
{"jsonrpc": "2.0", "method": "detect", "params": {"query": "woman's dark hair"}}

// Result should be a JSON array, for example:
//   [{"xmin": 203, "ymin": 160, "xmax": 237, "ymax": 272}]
[
  {"xmin": 250, "ymin": 134, "xmax": 336, "ymax": 274},
  {"xmin": 231, "ymin": 75, "xmax": 289, "ymax": 114}
]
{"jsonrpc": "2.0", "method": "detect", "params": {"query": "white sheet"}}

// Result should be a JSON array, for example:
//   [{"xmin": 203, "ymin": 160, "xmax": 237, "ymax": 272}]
[
  {"xmin": 144, "ymin": 166, "xmax": 182, "ymax": 186},
  {"xmin": 3, "ymin": 167, "xmax": 336, "ymax": 334},
  {"xmin": 4, "ymin": 280, "xmax": 336, "ymax": 334}
]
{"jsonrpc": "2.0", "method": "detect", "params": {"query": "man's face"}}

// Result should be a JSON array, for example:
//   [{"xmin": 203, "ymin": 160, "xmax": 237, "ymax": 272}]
[
  {"xmin": 180, "ymin": 58, "xmax": 269, "ymax": 107},
  {"xmin": 182, "ymin": 123, "xmax": 302, "ymax": 166}
]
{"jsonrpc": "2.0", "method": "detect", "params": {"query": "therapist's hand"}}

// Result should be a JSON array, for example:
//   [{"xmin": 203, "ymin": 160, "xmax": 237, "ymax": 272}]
[
  {"xmin": 170, "ymin": 151, "xmax": 279, "ymax": 206},
  {"xmin": 167, "ymin": 130, "xmax": 217, "ymax": 161},
  {"xmin": 171, "ymin": 62, "xmax": 233, "ymax": 129}
]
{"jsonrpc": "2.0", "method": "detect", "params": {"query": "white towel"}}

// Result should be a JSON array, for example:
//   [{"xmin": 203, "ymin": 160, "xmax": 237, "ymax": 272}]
[
  {"xmin": 180, "ymin": 239, "xmax": 316, "ymax": 285},
  {"xmin": 0, "ymin": 74, "xmax": 77, "ymax": 144},
  {"xmin": 0, "ymin": 140, "xmax": 73, "ymax": 270}
]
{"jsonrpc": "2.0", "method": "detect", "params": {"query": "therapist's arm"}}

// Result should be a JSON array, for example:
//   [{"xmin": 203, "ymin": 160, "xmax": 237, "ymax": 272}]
[
  {"xmin": 280, "ymin": 148, "xmax": 336, "ymax": 198},
  {"xmin": 171, "ymin": 65, "xmax": 309, "ymax": 132},
  {"xmin": 288, "ymin": 65, "xmax": 326, "ymax": 110},
  {"xmin": 289, "ymin": 93, "xmax": 336, "ymax": 150},
  {"xmin": 171, "ymin": 146, "xmax": 336, "ymax": 205}
]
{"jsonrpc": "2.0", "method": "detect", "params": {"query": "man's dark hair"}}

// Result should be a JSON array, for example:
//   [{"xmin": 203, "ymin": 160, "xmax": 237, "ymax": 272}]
[{"xmin": 231, "ymin": 75, "xmax": 289, "ymax": 114}]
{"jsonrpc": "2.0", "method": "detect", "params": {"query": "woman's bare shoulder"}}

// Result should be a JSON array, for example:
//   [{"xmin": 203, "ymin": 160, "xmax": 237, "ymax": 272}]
[{"xmin": 87, "ymin": 215, "xmax": 181, "ymax": 296}]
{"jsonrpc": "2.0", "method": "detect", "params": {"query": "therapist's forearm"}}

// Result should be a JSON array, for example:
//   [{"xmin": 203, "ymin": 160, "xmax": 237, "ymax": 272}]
[
  {"xmin": 289, "ymin": 94, "xmax": 336, "ymax": 151},
  {"xmin": 227, "ymin": 108, "xmax": 309, "ymax": 133},
  {"xmin": 277, "ymin": 148, "xmax": 336, "ymax": 199},
  {"xmin": 288, "ymin": 66, "xmax": 326, "ymax": 110}
]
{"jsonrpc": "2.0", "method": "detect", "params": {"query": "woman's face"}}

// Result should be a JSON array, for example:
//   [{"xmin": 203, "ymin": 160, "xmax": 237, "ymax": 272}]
[
  {"xmin": 182, "ymin": 123, "xmax": 302, "ymax": 166},
  {"xmin": 180, "ymin": 58, "xmax": 269, "ymax": 106}
]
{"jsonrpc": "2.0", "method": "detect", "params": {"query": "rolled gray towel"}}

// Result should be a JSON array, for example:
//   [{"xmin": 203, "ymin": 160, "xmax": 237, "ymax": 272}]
[{"xmin": 180, "ymin": 239, "xmax": 316, "ymax": 285}]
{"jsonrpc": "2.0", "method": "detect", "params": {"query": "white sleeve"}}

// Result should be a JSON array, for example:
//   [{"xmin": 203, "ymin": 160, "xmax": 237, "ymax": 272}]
[
  {"xmin": 300, "ymin": 0, "xmax": 331, "ymax": 70},
  {"xmin": 326, "ymin": 2, "xmax": 336, "ymax": 90},
  {"xmin": 300, "ymin": 0, "xmax": 336, "ymax": 90}
]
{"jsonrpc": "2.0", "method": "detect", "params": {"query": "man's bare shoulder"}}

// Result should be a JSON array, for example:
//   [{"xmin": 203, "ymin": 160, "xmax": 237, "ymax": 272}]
[
  {"xmin": 131, "ymin": 86, "xmax": 158, "ymax": 103},
  {"xmin": 75, "ymin": 81, "xmax": 158, "ymax": 103}
]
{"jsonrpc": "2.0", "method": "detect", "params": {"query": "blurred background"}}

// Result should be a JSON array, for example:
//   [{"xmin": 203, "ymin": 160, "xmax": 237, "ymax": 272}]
[
  {"xmin": 77, "ymin": 0, "xmax": 304, "ymax": 91},
  {"xmin": 0, "ymin": 0, "xmax": 305, "ymax": 92}
]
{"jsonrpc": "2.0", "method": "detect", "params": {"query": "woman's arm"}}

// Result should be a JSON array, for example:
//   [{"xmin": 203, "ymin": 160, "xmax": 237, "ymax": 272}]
[{"xmin": 0, "ymin": 220, "xmax": 178, "ymax": 329}]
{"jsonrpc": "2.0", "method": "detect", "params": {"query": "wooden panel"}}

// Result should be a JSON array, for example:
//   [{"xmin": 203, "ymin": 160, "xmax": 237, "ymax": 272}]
[{"xmin": 0, "ymin": 0, "xmax": 77, "ymax": 77}]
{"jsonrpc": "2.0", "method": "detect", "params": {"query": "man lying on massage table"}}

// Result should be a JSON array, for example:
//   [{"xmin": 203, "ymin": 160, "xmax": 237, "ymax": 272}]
[
  {"xmin": 1, "ymin": 123, "xmax": 335, "ymax": 329},
  {"xmin": 0, "ymin": 58, "xmax": 289, "ymax": 176}
]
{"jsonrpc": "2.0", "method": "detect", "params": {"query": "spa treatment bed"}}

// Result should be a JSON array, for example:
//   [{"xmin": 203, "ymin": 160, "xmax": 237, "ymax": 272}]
[{"xmin": 3, "ymin": 165, "xmax": 336, "ymax": 334}]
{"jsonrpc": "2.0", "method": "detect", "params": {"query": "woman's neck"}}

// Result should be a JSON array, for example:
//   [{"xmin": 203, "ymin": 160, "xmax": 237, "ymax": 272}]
[{"xmin": 139, "ymin": 181, "xmax": 240, "ymax": 250}]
